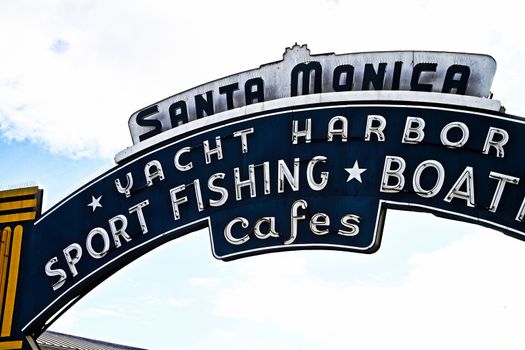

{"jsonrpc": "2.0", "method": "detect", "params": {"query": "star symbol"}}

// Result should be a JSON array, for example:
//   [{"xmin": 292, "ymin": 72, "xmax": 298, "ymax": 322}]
[
  {"xmin": 88, "ymin": 195, "xmax": 103, "ymax": 212},
  {"xmin": 345, "ymin": 161, "xmax": 366, "ymax": 183}
]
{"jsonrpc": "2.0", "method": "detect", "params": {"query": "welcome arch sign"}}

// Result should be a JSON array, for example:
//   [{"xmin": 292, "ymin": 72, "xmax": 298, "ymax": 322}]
[{"xmin": 1, "ymin": 45, "xmax": 523, "ymax": 349}]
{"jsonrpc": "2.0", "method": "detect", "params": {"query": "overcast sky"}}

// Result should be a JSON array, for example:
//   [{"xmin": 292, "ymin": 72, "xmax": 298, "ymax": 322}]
[{"xmin": 2, "ymin": 1, "xmax": 525, "ymax": 349}]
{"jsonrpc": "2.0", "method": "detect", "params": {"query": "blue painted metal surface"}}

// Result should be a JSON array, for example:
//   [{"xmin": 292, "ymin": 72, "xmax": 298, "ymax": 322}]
[{"xmin": 12, "ymin": 98, "xmax": 525, "ymax": 346}]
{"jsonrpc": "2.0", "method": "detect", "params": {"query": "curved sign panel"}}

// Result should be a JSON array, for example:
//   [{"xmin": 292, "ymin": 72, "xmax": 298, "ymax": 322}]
[{"xmin": 8, "ymin": 92, "xmax": 525, "ymax": 345}]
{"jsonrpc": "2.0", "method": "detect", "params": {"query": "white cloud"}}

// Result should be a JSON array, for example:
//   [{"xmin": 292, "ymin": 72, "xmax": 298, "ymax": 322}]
[
  {"xmin": 190, "ymin": 277, "xmax": 219, "ymax": 288},
  {"xmin": 212, "ymin": 328, "xmax": 236, "ymax": 338},
  {"xmin": 213, "ymin": 229, "xmax": 525, "ymax": 349},
  {"xmin": 83, "ymin": 306, "xmax": 120, "ymax": 318},
  {"xmin": 1, "ymin": 0, "xmax": 525, "ymax": 159},
  {"xmin": 251, "ymin": 345, "xmax": 293, "ymax": 350},
  {"xmin": 167, "ymin": 297, "xmax": 192, "ymax": 307}
]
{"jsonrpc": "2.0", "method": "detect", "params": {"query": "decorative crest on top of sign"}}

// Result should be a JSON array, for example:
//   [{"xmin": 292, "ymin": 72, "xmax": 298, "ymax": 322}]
[{"xmin": 282, "ymin": 43, "xmax": 311, "ymax": 60}]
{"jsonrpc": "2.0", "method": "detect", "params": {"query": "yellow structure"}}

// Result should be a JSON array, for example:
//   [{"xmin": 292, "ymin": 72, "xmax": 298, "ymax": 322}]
[{"xmin": 0, "ymin": 187, "xmax": 41, "ymax": 350}]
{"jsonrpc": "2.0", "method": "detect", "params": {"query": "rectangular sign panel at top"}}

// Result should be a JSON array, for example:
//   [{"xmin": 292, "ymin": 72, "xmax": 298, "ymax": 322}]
[{"xmin": 127, "ymin": 45, "xmax": 497, "ymax": 144}]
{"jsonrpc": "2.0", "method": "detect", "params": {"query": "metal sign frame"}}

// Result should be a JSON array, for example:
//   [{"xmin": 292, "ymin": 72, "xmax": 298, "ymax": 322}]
[{"xmin": 2, "ymin": 47, "xmax": 521, "ymax": 350}]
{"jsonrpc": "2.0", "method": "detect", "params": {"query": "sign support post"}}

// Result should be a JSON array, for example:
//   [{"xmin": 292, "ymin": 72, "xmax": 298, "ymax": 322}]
[{"xmin": 0, "ymin": 187, "xmax": 42, "ymax": 349}]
